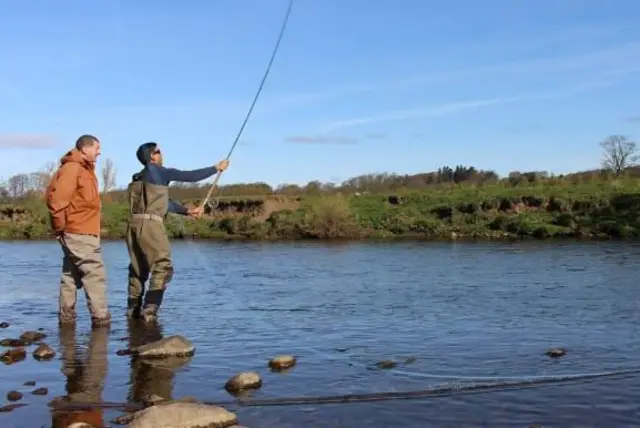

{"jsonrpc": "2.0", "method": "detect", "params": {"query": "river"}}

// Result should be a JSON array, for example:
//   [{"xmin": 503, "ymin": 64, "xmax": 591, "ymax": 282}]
[{"xmin": 0, "ymin": 240, "xmax": 639, "ymax": 427}]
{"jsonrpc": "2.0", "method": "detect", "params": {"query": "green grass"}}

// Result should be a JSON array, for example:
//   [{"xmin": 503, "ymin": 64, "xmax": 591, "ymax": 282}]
[{"xmin": 3, "ymin": 178, "xmax": 640, "ymax": 240}]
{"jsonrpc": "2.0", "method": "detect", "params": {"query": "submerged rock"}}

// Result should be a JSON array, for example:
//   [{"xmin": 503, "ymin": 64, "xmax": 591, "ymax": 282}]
[
  {"xmin": 1, "ymin": 347, "xmax": 26, "ymax": 364},
  {"xmin": 0, "ymin": 338, "xmax": 28, "ymax": 347},
  {"xmin": 23, "ymin": 380, "xmax": 36, "ymax": 386},
  {"xmin": 7, "ymin": 391, "xmax": 22, "ymax": 401},
  {"xmin": 0, "ymin": 322, "xmax": 9, "ymax": 328},
  {"xmin": 32, "ymin": 387, "xmax": 48, "ymax": 395},
  {"xmin": 128, "ymin": 402, "xmax": 237, "ymax": 428},
  {"xmin": 268, "ymin": 355, "xmax": 296, "ymax": 371},
  {"xmin": 375, "ymin": 360, "xmax": 397, "ymax": 369},
  {"xmin": 118, "ymin": 335, "xmax": 195, "ymax": 358},
  {"xmin": 33, "ymin": 343, "xmax": 56, "ymax": 360},
  {"xmin": 545, "ymin": 348, "xmax": 567, "ymax": 358},
  {"xmin": 224, "ymin": 372, "xmax": 262, "ymax": 393},
  {"xmin": 19, "ymin": 331, "xmax": 46, "ymax": 343},
  {"xmin": 404, "ymin": 356, "xmax": 417, "ymax": 364},
  {"xmin": 0, "ymin": 403, "xmax": 27, "ymax": 412}
]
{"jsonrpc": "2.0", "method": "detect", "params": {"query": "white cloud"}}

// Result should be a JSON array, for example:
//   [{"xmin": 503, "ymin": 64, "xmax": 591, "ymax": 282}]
[
  {"xmin": 0, "ymin": 133, "xmax": 59, "ymax": 149},
  {"xmin": 320, "ymin": 77, "xmax": 622, "ymax": 132}
]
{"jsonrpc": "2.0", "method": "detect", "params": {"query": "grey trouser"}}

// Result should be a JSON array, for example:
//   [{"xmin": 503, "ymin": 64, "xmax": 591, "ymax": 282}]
[{"xmin": 57, "ymin": 232, "xmax": 110, "ymax": 323}]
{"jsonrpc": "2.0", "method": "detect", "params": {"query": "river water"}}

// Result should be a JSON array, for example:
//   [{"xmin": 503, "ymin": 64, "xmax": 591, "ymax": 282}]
[{"xmin": 0, "ymin": 240, "xmax": 639, "ymax": 427}]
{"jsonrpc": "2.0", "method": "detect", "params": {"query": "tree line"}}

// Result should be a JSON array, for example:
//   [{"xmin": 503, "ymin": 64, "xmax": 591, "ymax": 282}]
[{"xmin": 1, "ymin": 134, "xmax": 638, "ymax": 203}]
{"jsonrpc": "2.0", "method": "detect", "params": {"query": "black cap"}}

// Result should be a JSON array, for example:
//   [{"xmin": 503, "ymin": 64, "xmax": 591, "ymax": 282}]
[{"xmin": 136, "ymin": 142, "xmax": 157, "ymax": 165}]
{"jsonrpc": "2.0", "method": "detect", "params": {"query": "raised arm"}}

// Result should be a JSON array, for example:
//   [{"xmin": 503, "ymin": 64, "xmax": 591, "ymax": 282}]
[
  {"xmin": 46, "ymin": 163, "xmax": 81, "ymax": 234},
  {"xmin": 164, "ymin": 166, "xmax": 218, "ymax": 183}
]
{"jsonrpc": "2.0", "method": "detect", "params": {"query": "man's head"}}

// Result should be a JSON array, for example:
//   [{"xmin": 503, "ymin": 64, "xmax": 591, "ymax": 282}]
[
  {"xmin": 136, "ymin": 142, "xmax": 163, "ymax": 166},
  {"xmin": 75, "ymin": 135, "xmax": 100, "ymax": 163}
]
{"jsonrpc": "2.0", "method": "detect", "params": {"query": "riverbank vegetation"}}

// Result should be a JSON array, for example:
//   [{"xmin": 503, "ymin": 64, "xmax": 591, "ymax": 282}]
[{"xmin": 1, "ymin": 135, "xmax": 640, "ymax": 241}]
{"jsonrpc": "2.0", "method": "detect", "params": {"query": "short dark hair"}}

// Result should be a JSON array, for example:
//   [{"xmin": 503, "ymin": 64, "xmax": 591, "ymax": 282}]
[
  {"xmin": 136, "ymin": 142, "xmax": 158, "ymax": 165},
  {"xmin": 75, "ymin": 134, "xmax": 99, "ymax": 150}
]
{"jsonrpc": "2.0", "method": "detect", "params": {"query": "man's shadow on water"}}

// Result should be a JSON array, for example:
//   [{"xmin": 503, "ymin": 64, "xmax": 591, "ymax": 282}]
[
  {"xmin": 125, "ymin": 318, "xmax": 194, "ymax": 404},
  {"xmin": 51, "ymin": 324, "xmax": 109, "ymax": 428}
]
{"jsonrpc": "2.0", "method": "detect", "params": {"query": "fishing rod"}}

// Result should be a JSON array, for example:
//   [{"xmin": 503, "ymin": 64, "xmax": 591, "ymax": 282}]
[{"xmin": 199, "ymin": 0, "xmax": 294, "ymax": 212}]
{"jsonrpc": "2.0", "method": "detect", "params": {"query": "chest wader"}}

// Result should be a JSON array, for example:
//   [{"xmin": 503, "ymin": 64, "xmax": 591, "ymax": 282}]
[{"xmin": 125, "ymin": 180, "xmax": 174, "ymax": 321}]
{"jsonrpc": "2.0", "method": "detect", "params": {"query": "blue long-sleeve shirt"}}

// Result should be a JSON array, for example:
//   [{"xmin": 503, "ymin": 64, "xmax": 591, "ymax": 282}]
[{"xmin": 131, "ymin": 163, "xmax": 218, "ymax": 215}]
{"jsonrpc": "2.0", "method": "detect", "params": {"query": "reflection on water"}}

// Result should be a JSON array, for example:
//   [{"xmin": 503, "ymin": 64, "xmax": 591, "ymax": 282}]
[
  {"xmin": 126, "ymin": 319, "xmax": 192, "ymax": 403},
  {"xmin": 51, "ymin": 324, "xmax": 109, "ymax": 428}
]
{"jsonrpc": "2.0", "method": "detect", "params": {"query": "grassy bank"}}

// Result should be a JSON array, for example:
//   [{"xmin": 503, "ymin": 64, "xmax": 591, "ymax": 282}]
[{"xmin": 2, "ymin": 179, "xmax": 640, "ymax": 241}]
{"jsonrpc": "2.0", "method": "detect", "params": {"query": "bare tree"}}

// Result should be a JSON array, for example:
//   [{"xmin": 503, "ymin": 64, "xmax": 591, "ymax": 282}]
[
  {"xmin": 7, "ymin": 174, "xmax": 30, "ymax": 198},
  {"xmin": 101, "ymin": 158, "xmax": 117, "ymax": 195},
  {"xmin": 600, "ymin": 135, "xmax": 638, "ymax": 175}
]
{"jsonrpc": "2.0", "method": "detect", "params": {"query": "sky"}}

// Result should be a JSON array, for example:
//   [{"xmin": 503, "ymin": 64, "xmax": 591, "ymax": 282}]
[{"xmin": 1, "ymin": 0, "xmax": 640, "ymax": 189}]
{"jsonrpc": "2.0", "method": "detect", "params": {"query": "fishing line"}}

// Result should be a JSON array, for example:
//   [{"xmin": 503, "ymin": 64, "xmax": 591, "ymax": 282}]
[{"xmin": 199, "ymin": 0, "xmax": 294, "ymax": 212}]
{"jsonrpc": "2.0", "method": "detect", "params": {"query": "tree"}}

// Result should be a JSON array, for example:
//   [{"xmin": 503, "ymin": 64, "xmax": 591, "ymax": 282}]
[
  {"xmin": 600, "ymin": 135, "xmax": 638, "ymax": 176},
  {"xmin": 101, "ymin": 158, "xmax": 117, "ymax": 195}
]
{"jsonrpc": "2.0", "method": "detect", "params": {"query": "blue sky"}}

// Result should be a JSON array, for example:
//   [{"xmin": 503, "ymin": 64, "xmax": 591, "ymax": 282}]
[{"xmin": 1, "ymin": 0, "xmax": 639, "ymax": 188}]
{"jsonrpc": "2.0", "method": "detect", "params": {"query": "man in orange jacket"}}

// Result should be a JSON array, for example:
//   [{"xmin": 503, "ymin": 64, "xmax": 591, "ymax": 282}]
[{"xmin": 45, "ymin": 135, "xmax": 111, "ymax": 328}]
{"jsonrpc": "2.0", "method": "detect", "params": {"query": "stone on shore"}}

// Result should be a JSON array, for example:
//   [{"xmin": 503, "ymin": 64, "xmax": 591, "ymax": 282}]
[
  {"xmin": 19, "ymin": 331, "xmax": 46, "ymax": 343},
  {"xmin": 268, "ymin": 355, "xmax": 296, "ymax": 371},
  {"xmin": 128, "ymin": 402, "xmax": 237, "ymax": 428},
  {"xmin": 123, "ymin": 335, "xmax": 195, "ymax": 358},
  {"xmin": 224, "ymin": 372, "xmax": 262, "ymax": 393},
  {"xmin": 33, "ymin": 344, "xmax": 56, "ymax": 360},
  {"xmin": 1, "ymin": 347, "xmax": 26, "ymax": 365}
]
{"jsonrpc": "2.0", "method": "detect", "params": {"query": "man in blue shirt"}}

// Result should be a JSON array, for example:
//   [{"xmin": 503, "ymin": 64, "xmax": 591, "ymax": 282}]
[{"xmin": 125, "ymin": 141, "xmax": 229, "ymax": 321}]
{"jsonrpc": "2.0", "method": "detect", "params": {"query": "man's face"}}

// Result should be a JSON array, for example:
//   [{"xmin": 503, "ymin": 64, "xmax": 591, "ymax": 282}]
[
  {"xmin": 82, "ymin": 140, "xmax": 101, "ymax": 163},
  {"xmin": 151, "ymin": 146, "xmax": 163, "ymax": 166}
]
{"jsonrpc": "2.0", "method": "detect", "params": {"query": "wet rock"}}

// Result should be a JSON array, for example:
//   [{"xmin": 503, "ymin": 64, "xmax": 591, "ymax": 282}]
[
  {"xmin": 23, "ymin": 381, "xmax": 36, "ymax": 386},
  {"xmin": 376, "ymin": 360, "xmax": 397, "ymax": 369},
  {"xmin": 1, "ymin": 347, "xmax": 26, "ymax": 364},
  {"xmin": 121, "ymin": 335, "xmax": 195, "ymax": 358},
  {"xmin": 31, "ymin": 387, "xmax": 48, "ymax": 395},
  {"xmin": 0, "ymin": 403, "xmax": 27, "ymax": 412},
  {"xmin": 545, "ymin": 348, "xmax": 567, "ymax": 358},
  {"xmin": 404, "ymin": 356, "xmax": 417, "ymax": 364},
  {"xmin": 111, "ymin": 413, "xmax": 135, "ymax": 425},
  {"xmin": 268, "ymin": 355, "xmax": 296, "ymax": 371},
  {"xmin": 7, "ymin": 390, "xmax": 22, "ymax": 401},
  {"xmin": 224, "ymin": 372, "xmax": 262, "ymax": 393},
  {"xmin": 128, "ymin": 402, "xmax": 237, "ymax": 428},
  {"xmin": 32, "ymin": 343, "xmax": 56, "ymax": 360},
  {"xmin": 19, "ymin": 331, "xmax": 46, "ymax": 343},
  {"xmin": 0, "ymin": 338, "xmax": 28, "ymax": 347},
  {"xmin": 140, "ymin": 394, "xmax": 166, "ymax": 407},
  {"xmin": 0, "ymin": 322, "xmax": 9, "ymax": 328}
]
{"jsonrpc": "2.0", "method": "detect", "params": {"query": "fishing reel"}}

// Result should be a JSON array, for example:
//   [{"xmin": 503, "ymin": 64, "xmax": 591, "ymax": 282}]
[{"xmin": 205, "ymin": 199, "xmax": 219, "ymax": 212}]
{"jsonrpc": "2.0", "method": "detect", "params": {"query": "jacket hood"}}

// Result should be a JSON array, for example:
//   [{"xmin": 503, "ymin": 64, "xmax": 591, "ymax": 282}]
[{"xmin": 60, "ymin": 148, "xmax": 93, "ymax": 169}]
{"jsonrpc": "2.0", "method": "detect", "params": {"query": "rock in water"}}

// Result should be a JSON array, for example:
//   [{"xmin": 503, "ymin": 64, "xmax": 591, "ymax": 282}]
[
  {"xmin": 7, "ymin": 391, "xmax": 22, "ymax": 401},
  {"xmin": 129, "ymin": 336, "xmax": 195, "ymax": 358},
  {"xmin": 31, "ymin": 387, "xmax": 48, "ymax": 395},
  {"xmin": 1, "ymin": 347, "xmax": 26, "ymax": 365},
  {"xmin": 268, "ymin": 355, "xmax": 296, "ymax": 371},
  {"xmin": 33, "ymin": 344, "xmax": 56, "ymax": 360},
  {"xmin": 128, "ymin": 402, "xmax": 237, "ymax": 428},
  {"xmin": 224, "ymin": 372, "xmax": 262, "ymax": 393},
  {"xmin": 545, "ymin": 348, "xmax": 567, "ymax": 358},
  {"xmin": 19, "ymin": 331, "xmax": 46, "ymax": 343},
  {"xmin": 0, "ymin": 322, "xmax": 9, "ymax": 328},
  {"xmin": 0, "ymin": 338, "xmax": 28, "ymax": 347}
]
